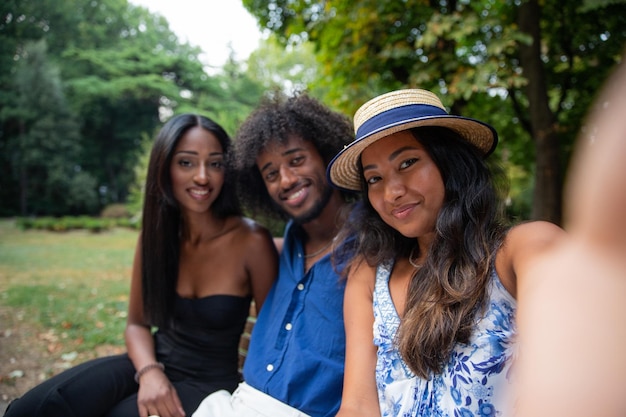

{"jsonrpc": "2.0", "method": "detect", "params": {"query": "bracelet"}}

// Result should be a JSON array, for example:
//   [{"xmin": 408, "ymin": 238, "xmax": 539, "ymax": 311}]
[{"xmin": 134, "ymin": 362, "xmax": 165, "ymax": 383}]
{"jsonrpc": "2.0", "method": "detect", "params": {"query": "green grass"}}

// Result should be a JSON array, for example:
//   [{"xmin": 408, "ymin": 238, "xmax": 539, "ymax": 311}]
[{"xmin": 0, "ymin": 218, "xmax": 137, "ymax": 351}]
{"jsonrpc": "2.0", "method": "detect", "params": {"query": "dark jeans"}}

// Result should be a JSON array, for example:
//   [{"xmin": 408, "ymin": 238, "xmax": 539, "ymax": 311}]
[{"xmin": 3, "ymin": 354, "xmax": 211, "ymax": 417}]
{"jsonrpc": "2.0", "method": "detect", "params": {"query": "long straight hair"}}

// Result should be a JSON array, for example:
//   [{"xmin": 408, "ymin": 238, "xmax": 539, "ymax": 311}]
[{"xmin": 141, "ymin": 114, "xmax": 240, "ymax": 327}]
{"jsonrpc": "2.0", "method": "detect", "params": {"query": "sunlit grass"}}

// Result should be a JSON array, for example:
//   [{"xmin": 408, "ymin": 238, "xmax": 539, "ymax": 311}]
[{"xmin": 0, "ymin": 219, "xmax": 137, "ymax": 351}]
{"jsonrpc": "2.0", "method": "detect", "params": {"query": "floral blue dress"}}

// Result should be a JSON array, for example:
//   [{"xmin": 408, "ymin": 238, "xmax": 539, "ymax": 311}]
[{"xmin": 373, "ymin": 262, "xmax": 517, "ymax": 417}]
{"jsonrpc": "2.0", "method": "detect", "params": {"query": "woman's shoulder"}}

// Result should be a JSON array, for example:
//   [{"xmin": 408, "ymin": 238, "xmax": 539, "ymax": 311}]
[
  {"xmin": 225, "ymin": 216, "xmax": 275, "ymax": 245},
  {"xmin": 505, "ymin": 220, "xmax": 565, "ymax": 249},
  {"xmin": 496, "ymin": 220, "xmax": 566, "ymax": 296},
  {"xmin": 499, "ymin": 220, "xmax": 566, "ymax": 266},
  {"xmin": 347, "ymin": 256, "xmax": 378, "ymax": 284}
]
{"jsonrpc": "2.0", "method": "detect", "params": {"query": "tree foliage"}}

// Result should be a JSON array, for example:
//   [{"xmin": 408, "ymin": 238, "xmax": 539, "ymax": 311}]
[
  {"xmin": 247, "ymin": 33, "xmax": 321, "ymax": 96},
  {"xmin": 0, "ymin": 0, "xmax": 269, "ymax": 216},
  {"xmin": 1, "ymin": 39, "xmax": 97, "ymax": 215},
  {"xmin": 243, "ymin": 0, "xmax": 626, "ymax": 222}
]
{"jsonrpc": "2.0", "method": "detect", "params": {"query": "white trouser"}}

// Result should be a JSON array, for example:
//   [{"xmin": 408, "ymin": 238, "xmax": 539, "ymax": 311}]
[{"xmin": 192, "ymin": 382, "xmax": 312, "ymax": 417}]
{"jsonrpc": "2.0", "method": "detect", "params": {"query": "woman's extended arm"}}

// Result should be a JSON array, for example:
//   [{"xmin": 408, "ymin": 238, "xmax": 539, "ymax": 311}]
[
  {"xmin": 516, "ymin": 56, "xmax": 626, "ymax": 417},
  {"xmin": 335, "ymin": 260, "xmax": 380, "ymax": 417}
]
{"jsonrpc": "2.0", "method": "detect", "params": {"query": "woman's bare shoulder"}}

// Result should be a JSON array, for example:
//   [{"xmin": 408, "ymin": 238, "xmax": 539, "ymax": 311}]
[
  {"xmin": 348, "ymin": 255, "xmax": 377, "ymax": 284},
  {"xmin": 228, "ymin": 216, "xmax": 275, "ymax": 246},
  {"xmin": 504, "ymin": 220, "xmax": 565, "ymax": 253}
]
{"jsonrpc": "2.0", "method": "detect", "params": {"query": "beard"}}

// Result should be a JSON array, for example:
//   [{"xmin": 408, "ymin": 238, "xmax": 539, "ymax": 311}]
[
  {"xmin": 292, "ymin": 181, "xmax": 333, "ymax": 224},
  {"xmin": 271, "ymin": 178, "xmax": 334, "ymax": 225}
]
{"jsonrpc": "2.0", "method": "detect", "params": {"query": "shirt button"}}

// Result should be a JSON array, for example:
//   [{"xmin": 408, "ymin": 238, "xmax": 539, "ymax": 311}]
[
  {"xmin": 297, "ymin": 283, "xmax": 304, "ymax": 290},
  {"xmin": 285, "ymin": 323, "xmax": 293, "ymax": 331},
  {"xmin": 266, "ymin": 364, "xmax": 274, "ymax": 372}
]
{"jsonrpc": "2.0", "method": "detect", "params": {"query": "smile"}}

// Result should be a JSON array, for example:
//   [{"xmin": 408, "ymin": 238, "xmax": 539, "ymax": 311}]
[
  {"xmin": 283, "ymin": 185, "xmax": 309, "ymax": 207},
  {"xmin": 286, "ymin": 188, "xmax": 305, "ymax": 201},
  {"xmin": 391, "ymin": 203, "xmax": 416, "ymax": 219},
  {"xmin": 189, "ymin": 188, "xmax": 209, "ymax": 199}
]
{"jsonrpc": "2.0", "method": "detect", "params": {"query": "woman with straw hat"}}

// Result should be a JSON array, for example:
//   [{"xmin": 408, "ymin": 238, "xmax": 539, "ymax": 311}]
[{"xmin": 327, "ymin": 89, "xmax": 564, "ymax": 416}]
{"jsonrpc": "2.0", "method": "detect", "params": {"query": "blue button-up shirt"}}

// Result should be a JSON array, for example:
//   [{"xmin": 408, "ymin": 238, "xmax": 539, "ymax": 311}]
[{"xmin": 243, "ymin": 220, "xmax": 348, "ymax": 417}]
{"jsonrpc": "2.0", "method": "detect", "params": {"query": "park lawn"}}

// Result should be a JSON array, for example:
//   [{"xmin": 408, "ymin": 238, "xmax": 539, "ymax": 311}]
[{"xmin": 0, "ymin": 218, "xmax": 138, "ymax": 352}]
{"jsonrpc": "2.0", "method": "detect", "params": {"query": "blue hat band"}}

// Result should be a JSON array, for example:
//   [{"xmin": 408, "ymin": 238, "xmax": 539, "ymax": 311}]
[{"xmin": 356, "ymin": 104, "xmax": 448, "ymax": 140}]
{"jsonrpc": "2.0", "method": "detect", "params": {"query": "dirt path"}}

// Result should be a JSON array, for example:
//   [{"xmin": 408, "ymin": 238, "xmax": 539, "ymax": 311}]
[
  {"xmin": 0, "ymin": 305, "xmax": 54, "ymax": 405},
  {"xmin": 0, "ymin": 305, "xmax": 124, "ymax": 410}
]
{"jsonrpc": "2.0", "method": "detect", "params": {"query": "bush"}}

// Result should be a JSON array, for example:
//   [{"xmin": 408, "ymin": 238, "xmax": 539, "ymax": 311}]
[
  {"xmin": 100, "ymin": 204, "xmax": 131, "ymax": 219},
  {"xmin": 115, "ymin": 217, "xmax": 141, "ymax": 230},
  {"xmin": 15, "ymin": 216, "xmax": 136, "ymax": 232}
]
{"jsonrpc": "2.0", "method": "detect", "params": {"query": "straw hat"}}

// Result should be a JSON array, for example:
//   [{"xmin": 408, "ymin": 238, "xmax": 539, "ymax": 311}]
[{"xmin": 327, "ymin": 89, "xmax": 498, "ymax": 191}]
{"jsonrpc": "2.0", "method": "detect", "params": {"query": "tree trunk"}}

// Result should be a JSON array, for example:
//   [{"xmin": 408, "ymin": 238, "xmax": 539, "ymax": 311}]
[
  {"xmin": 19, "ymin": 164, "xmax": 27, "ymax": 216},
  {"xmin": 517, "ymin": 0, "xmax": 563, "ymax": 224},
  {"xmin": 19, "ymin": 121, "xmax": 28, "ymax": 216}
]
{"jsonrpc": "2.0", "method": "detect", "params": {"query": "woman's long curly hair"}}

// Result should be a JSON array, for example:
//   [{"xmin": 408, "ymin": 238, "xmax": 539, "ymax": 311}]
[
  {"xmin": 233, "ymin": 91, "xmax": 354, "ymax": 220},
  {"xmin": 141, "ymin": 114, "xmax": 241, "ymax": 327},
  {"xmin": 343, "ymin": 126, "xmax": 508, "ymax": 378}
]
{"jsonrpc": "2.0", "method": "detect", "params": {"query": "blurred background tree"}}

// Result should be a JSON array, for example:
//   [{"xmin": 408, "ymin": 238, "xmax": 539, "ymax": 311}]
[
  {"xmin": 7, "ymin": 39, "xmax": 93, "ymax": 216},
  {"xmin": 0, "ymin": 0, "xmax": 268, "ymax": 217}
]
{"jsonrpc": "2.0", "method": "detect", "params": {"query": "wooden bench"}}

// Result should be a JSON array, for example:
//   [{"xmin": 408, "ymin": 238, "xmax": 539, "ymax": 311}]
[{"xmin": 238, "ymin": 302, "xmax": 257, "ymax": 375}]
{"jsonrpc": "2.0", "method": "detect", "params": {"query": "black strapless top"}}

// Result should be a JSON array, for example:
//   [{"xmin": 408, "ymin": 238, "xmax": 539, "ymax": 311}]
[{"xmin": 153, "ymin": 294, "xmax": 252, "ymax": 391}]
